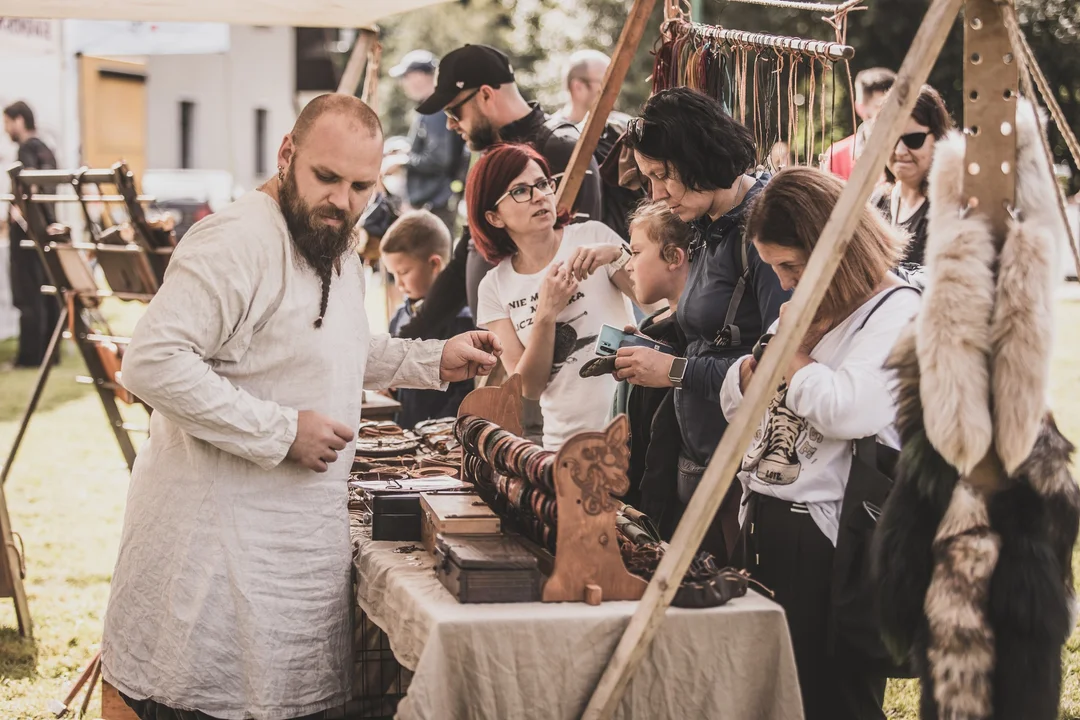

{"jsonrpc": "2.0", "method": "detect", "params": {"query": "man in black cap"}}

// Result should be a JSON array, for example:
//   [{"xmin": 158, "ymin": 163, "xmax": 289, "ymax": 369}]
[
  {"xmin": 391, "ymin": 50, "xmax": 469, "ymax": 231},
  {"xmin": 396, "ymin": 43, "xmax": 603, "ymax": 338}
]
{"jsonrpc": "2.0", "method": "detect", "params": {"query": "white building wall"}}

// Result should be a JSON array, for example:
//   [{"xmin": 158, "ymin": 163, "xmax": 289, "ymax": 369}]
[
  {"xmin": 0, "ymin": 20, "xmax": 66, "ymax": 189},
  {"xmin": 145, "ymin": 25, "xmax": 296, "ymax": 193}
]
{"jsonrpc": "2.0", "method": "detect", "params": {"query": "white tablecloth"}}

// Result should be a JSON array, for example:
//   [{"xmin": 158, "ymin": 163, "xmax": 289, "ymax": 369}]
[{"xmin": 351, "ymin": 524, "xmax": 804, "ymax": 720}]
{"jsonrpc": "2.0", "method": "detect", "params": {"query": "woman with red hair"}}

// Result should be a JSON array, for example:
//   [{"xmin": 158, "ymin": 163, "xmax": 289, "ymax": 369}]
[{"xmin": 472, "ymin": 143, "xmax": 636, "ymax": 450}]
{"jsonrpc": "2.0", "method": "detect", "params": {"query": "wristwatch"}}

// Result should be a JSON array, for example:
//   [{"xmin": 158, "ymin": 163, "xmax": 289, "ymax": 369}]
[
  {"xmin": 668, "ymin": 357, "xmax": 688, "ymax": 389},
  {"xmin": 609, "ymin": 245, "xmax": 632, "ymax": 273}
]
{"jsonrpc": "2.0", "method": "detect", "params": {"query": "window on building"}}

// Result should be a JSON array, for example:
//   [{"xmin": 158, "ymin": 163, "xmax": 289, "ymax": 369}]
[
  {"xmin": 180, "ymin": 100, "xmax": 195, "ymax": 169},
  {"xmin": 255, "ymin": 108, "xmax": 268, "ymax": 177}
]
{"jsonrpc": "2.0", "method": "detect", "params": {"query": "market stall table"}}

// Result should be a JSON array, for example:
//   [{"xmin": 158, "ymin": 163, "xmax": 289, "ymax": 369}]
[
  {"xmin": 351, "ymin": 522, "xmax": 804, "ymax": 720},
  {"xmin": 361, "ymin": 391, "xmax": 402, "ymax": 421}
]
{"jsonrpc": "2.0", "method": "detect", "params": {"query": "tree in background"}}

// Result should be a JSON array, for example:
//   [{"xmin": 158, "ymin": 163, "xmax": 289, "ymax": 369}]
[{"xmin": 377, "ymin": 0, "xmax": 1078, "ymax": 192}]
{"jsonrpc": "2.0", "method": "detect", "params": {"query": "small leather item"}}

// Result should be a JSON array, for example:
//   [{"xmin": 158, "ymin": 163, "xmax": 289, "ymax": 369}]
[
  {"xmin": 620, "ymin": 541, "xmax": 753, "ymax": 608},
  {"xmin": 579, "ymin": 355, "xmax": 618, "ymax": 378}
]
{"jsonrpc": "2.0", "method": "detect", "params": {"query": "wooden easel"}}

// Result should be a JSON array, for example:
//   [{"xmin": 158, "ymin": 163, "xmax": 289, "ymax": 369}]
[{"xmin": 457, "ymin": 376, "xmax": 646, "ymax": 605}]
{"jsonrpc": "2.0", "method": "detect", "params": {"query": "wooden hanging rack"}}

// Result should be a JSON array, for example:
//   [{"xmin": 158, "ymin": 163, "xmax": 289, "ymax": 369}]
[
  {"xmin": 720, "ymin": 0, "xmax": 866, "ymax": 13},
  {"xmin": 0, "ymin": 194, "xmax": 155, "ymax": 203},
  {"xmin": 670, "ymin": 20, "xmax": 855, "ymax": 60}
]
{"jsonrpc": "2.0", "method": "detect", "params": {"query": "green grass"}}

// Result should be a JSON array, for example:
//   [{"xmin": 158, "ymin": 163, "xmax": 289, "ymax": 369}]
[{"xmin": 0, "ymin": 295, "xmax": 1078, "ymax": 719}]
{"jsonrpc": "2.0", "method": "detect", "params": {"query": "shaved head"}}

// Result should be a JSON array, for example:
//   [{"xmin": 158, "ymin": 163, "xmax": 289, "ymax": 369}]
[
  {"xmin": 271, "ymin": 93, "xmax": 383, "ymax": 327},
  {"xmin": 292, "ymin": 93, "xmax": 382, "ymax": 148}
]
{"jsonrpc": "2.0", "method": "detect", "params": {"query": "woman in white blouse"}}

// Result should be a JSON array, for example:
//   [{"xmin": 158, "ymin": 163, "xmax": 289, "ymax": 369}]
[
  {"xmin": 470, "ymin": 143, "xmax": 636, "ymax": 450},
  {"xmin": 720, "ymin": 167, "xmax": 920, "ymax": 720}
]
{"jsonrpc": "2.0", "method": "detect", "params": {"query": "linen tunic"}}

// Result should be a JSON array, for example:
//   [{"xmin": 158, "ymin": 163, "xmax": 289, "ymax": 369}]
[{"xmin": 101, "ymin": 191, "xmax": 445, "ymax": 720}]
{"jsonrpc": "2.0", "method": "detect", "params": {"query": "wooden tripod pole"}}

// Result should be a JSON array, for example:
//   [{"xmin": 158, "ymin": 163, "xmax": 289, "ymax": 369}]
[
  {"xmin": 337, "ymin": 27, "xmax": 379, "ymax": 97},
  {"xmin": 579, "ymin": 0, "xmax": 966, "ymax": 715},
  {"xmin": 554, "ymin": 0, "xmax": 658, "ymax": 215}
]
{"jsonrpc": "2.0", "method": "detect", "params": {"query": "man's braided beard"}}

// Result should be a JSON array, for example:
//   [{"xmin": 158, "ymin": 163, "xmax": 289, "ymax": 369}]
[{"xmin": 278, "ymin": 164, "xmax": 361, "ymax": 327}]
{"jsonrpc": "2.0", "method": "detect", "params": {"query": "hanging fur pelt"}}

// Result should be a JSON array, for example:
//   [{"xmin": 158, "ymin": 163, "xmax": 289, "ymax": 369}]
[
  {"xmin": 877, "ymin": 328, "xmax": 1078, "ymax": 720},
  {"xmin": 873, "ymin": 97, "xmax": 1080, "ymax": 720}
]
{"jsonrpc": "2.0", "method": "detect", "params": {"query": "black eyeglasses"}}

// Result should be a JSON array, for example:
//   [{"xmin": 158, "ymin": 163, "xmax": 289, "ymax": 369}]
[
  {"xmin": 627, "ymin": 116, "xmax": 646, "ymax": 143},
  {"xmin": 445, "ymin": 89, "xmax": 480, "ymax": 122},
  {"xmin": 899, "ymin": 131, "xmax": 930, "ymax": 150},
  {"xmin": 493, "ymin": 177, "xmax": 558, "ymax": 207}
]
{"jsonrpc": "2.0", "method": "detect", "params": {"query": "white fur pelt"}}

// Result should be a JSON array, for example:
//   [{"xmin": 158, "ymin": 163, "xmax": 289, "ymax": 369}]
[
  {"xmin": 917, "ymin": 99, "xmax": 1064, "ymax": 476},
  {"xmin": 925, "ymin": 481, "xmax": 1000, "ymax": 720},
  {"xmin": 991, "ymin": 101, "xmax": 1062, "ymax": 474},
  {"xmin": 918, "ymin": 130, "xmax": 996, "ymax": 476}
]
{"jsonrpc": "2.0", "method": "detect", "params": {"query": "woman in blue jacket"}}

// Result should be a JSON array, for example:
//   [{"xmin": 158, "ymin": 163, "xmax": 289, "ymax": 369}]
[{"xmin": 616, "ymin": 88, "xmax": 788, "ymax": 562}]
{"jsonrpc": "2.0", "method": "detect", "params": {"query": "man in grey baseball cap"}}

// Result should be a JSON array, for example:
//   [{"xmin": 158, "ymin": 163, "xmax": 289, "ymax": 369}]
[{"xmin": 391, "ymin": 49, "xmax": 469, "ymax": 231}]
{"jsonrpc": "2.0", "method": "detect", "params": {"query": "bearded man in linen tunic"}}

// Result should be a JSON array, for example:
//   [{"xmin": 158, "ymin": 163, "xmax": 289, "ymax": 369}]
[{"xmin": 100, "ymin": 95, "xmax": 501, "ymax": 720}]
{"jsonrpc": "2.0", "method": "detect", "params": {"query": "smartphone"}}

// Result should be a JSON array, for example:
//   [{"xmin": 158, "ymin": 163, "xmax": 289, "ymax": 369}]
[{"xmin": 594, "ymin": 324, "xmax": 676, "ymax": 357}]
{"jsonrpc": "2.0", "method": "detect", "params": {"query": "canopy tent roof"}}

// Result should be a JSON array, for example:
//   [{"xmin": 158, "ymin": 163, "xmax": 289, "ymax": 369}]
[{"xmin": 0, "ymin": 0, "xmax": 454, "ymax": 28}]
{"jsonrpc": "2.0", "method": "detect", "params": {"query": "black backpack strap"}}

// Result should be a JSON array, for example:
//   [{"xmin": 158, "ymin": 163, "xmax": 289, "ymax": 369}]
[
  {"xmin": 852, "ymin": 284, "xmax": 922, "ymax": 475},
  {"xmin": 535, "ymin": 116, "xmax": 579, "ymax": 155},
  {"xmin": 856, "ymin": 285, "xmax": 922, "ymax": 332},
  {"xmin": 714, "ymin": 235, "xmax": 752, "ymax": 348}
]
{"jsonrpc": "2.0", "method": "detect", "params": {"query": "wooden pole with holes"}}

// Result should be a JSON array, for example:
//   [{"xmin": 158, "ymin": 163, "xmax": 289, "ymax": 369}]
[
  {"xmin": 578, "ymin": 0, "xmax": 966, "ymax": 715},
  {"xmin": 553, "ymin": 0, "xmax": 658, "ymax": 215},
  {"xmin": 956, "ymin": 0, "xmax": 1016, "ymax": 496}
]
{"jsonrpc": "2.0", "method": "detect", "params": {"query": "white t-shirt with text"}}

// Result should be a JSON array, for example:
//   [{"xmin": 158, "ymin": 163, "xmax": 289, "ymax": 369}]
[{"xmin": 477, "ymin": 221, "xmax": 634, "ymax": 450}]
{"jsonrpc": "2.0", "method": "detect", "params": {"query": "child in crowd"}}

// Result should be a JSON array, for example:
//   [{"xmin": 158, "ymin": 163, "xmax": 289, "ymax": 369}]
[
  {"xmin": 616, "ymin": 201, "xmax": 690, "ymax": 533},
  {"xmin": 381, "ymin": 210, "xmax": 476, "ymax": 428}
]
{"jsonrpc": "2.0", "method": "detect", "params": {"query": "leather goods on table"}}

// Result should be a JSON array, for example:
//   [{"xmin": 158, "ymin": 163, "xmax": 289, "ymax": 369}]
[
  {"xmin": 620, "ymin": 541, "xmax": 751, "ymax": 609},
  {"xmin": 434, "ymin": 534, "xmax": 543, "ymax": 604},
  {"xmin": 420, "ymin": 492, "xmax": 501, "ymax": 555},
  {"xmin": 355, "ymin": 436, "xmax": 420, "ymax": 458}
]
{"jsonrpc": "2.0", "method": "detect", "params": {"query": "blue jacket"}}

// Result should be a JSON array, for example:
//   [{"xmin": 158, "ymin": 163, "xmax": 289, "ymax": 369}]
[
  {"xmin": 389, "ymin": 298, "xmax": 475, "ymax": 429},
  {"xmin": 675, "ymin": 180, "xmax": 790, "ymax": 465},
  {"xmin": 406, "ymin": 113, "xmax": 468, "ymax": 210}
]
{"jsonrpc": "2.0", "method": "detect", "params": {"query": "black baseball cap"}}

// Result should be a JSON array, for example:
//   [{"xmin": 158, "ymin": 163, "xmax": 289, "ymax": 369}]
[{"xmin": 416, "ymin": 44, "xmax": 515, "ymax": 115}]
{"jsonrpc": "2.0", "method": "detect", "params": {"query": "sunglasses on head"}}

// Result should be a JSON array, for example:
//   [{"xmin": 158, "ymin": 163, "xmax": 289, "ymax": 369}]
[{"xmin": 899, "ymin": 131, "xmax": 930, "ymax": 150}]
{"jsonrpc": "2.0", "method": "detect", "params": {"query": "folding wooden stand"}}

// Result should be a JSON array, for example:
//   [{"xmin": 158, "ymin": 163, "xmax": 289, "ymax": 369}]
[
  {"xmin": 1, "ymin": 163, "xmax": 172, "ymax": 635},
  {"xmin": 2, "ymin": 162, "xmax": 170, "ymax": 487}
]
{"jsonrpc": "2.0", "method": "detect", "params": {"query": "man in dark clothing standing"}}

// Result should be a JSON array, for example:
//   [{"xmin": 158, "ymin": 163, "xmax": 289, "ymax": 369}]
[
  {"xmin": 395, "ymin": 44, "xmax": 603, "ymax": 337},
  {"xmin": 4, "ymin": 101, "xmax": 59, "ymax": 368},
  {"xmin": 390, "ymin": 50, "xmax": 469, "ymax": 232}
]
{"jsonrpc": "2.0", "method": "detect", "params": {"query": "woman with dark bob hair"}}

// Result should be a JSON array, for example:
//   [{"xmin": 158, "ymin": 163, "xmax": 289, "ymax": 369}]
[
  {"xmin": 722, "ymin": 167, "xmax": 920, "ymax": 720},
  {"xmin": 471, "ymin": 143, "xmax": 636, "ymax": 450},
  {"xmin": 618, "ymin": 87, "xmax": 788, "ymax": 562},
  {"xmin": 876, "ymin": 84, "xmax": 953, "ymax": 266}
]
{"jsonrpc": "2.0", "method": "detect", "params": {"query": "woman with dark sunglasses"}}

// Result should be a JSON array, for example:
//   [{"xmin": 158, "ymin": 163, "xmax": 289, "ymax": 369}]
[
  {"xmin": 876, "ymin": 84, "xmax": 953, "ymax": 267},
  {"xmin": 470, "ymin": 143, "xmax": 638, "ymax": 450}
]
